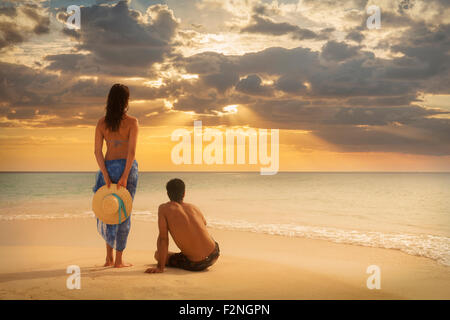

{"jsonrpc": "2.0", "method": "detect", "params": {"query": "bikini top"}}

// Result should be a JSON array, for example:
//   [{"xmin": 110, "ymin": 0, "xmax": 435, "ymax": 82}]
[{"xmin": 106, "ymin": 139, "xmax": 128, "ymax": 147}]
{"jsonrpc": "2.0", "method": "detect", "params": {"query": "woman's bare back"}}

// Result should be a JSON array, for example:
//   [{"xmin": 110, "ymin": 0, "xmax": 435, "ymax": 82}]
[{"xmin": 98, "ymin": 115, "xmax": 137, "ymax": 160}]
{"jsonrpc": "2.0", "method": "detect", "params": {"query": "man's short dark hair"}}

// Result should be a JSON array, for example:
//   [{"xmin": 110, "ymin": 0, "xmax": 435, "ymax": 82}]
[{"xmin": 166, "ymin": 178, "xmax": 185, "ymax": 202}]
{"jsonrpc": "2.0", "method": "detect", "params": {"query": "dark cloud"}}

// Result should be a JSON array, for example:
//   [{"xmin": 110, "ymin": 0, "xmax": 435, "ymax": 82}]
[
  {"xmin": 237, "ymin": 46, "xmax": 320, "ymax": 76},
  {"xmin": 51, "ymin": 1, "xmax": 179, "ymax": 76},
  {"xmin": 0, "ymin": 22, "xmax": 24, "ymax": 49},
  {"xmin": 0, "ymin": 62, "xmax": 57, "ymax": 108},
  {"xmin": 252, "ymin": 3, "xmax": 280, "ymax": 16},
  {"xmin": 95, "ymin": 0, "xmax": 118, "ymax": 4},
  {"xmin": 202, "ymin": 70, "xmax": 239, "ymax": 93},
  {"xmin": 183, "ymin": 51, "xmax": 240, "ymax": 92},
  {"xmin": 0, "ymin": 61, "xmax": 110, "ymax": 127},
  {"xmin": 45, "ymin": 54, "xmax": 95, "ymax": 74},
  {"xmin": 345, "ymin": 95, "xmax": 419, "ymax": 107},
  {"xmin": 235, "ymin": 74, "xmax": 274, "ymax": 96},
  {"xmin": 321, "ymin": 41, "xmax": 360, "ymax": 61},
  {"xmin": 314, "ymin": 118, "xmax": 450, "ymax": 156},
  {"xmin": 22, "ymin": 4, "xmax": 50, "ymax": 34},
  {"xmin": 0, "ymin": 2, "xmax": 50, "ymax": 50},
  {"xmin": 345, "ymin": 30, "xmax": 365, "ymax": 43},
  {"xmin": 275, "ymin": 74, "xmax": 309, "ymax": 94},
  {"xmin": 183, "ymin": 45, "xmax": 419, "ymax": 98},
  {"xmin": 327, "ymin": 106, "xmax": 447, "ymax": 126},
  {"xmin": 0, "ymin": 6, "xmax": 17, "ymax": 17},
  {"xmin": 240, "ymin": 15, "xmax": 327, "ymax": 41},
  {"xmin": 387, "ymin": 23, "xmax": 450, "ymax": 82}
]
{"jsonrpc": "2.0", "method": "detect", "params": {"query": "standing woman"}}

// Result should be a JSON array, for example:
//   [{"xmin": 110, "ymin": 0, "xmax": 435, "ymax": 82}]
[{"xmin": 93, "ymin": 84, "xmax": 139, "ymax": 268}]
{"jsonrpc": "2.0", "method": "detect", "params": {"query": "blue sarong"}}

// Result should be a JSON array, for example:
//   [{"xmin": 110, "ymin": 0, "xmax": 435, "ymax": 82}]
[{"xmin": 93, "ymin": 159, "xmax": 138, "ymax": 251}]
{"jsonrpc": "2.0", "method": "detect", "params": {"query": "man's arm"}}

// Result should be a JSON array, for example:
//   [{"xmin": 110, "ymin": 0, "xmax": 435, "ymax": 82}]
[
  {"xmin": 156, "ymin": 207, "xmax": 169, "ymax": 270},
  {"xmin": 146, "ymin": 205, "xmax": 169, "ymax": 273}
]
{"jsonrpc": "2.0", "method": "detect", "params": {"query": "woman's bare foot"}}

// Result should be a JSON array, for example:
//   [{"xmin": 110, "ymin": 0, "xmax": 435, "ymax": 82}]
[
  {"xmin": 104, "ymin": 243, "xmax": 114, "ymax": 267},
  {"xmin": 114, "ymin": 250, "xmax": 132, "ymax": 268},
  {"xmin": 104, "ymin": 259, "xmax": 114, "ymax": 267},
  {"xmin": 114, "ymin": 262, "xmax": 133, "ymax": 268}
]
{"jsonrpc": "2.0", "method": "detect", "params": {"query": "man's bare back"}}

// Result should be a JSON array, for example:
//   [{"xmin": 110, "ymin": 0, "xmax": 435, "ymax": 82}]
[
  {"xmin": 160, "ymin": 201, "xmax": 216, "ymax": 261},
  {"xmin": 145, "ymin": 178, "xmax": 219, "ymax": 273}
]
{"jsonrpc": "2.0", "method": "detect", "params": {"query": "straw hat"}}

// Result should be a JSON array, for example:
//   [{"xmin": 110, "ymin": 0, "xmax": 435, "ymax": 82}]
[{"xmin": 92, "ymin": 184, "xmax": 132, "ymax": 225}]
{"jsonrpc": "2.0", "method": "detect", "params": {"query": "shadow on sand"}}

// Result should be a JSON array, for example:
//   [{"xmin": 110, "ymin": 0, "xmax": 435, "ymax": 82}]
[{"xmin": 0, "ymin": 264, "xmax": 209, "ymax": 284}]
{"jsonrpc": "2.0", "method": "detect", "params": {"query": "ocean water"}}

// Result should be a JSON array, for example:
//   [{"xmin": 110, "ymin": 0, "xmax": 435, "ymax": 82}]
[{"xmin": 0, "ymin": 172, "xmax": 449, "ymax": 266}]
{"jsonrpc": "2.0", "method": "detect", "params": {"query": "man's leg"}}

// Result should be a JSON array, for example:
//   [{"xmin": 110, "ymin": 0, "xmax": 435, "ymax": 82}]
[
  {"xmin": 104, "ymin": 243, "xmax": 114, "ymax": 267},
  {"xmin": 154, "ymin": 250, "xmax": 176, "ymax": 266},
  {"xmin": 114, "ymin": 250, "xmax": 133, "ymax": 268}
]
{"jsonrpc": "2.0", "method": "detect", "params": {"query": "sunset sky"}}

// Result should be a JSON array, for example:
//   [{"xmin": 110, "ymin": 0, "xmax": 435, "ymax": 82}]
[{"xmin": 0, "ymin": 0, "xmax": 449, "ymax": 171}]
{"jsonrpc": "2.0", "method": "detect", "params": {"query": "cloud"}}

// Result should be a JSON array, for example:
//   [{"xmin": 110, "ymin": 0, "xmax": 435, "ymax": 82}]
[
  {"xmin": 182, "ymin": 44, "xmax": 420, "ymax": 99},
  {"xmin": 51, "ymin": 0, "xmax": 179, "ymax": 76},
  {"xmin": 314, "ymin": 118, "xmax": 450, "ymax": 156},
  {"xmin": 387, "ymin": 23, "xmax": 450, "ymax": 83},
  {"xmin": 0, "ymin": 2, "xmax": 50, "ymax": 50},
  {"xmin": 321, "ymin": 40, "xmax": 360, "ymax": 61},
  {"xmin": 327, "ymin": 105, "xmax": 448, "ymax": 126},
  {"xmin": 173, "ymin": 18, "xmax": 450, "ymax": 155},
  {"xmin": 0, "ymin": 59, "xmax": 195, "ymax": 127},
  {"xmin": 0, "ymin": 5, "xmax": 17, "ymax": 18},
  {"xmin": 345, "ymin": 29, "xmax": 365, "ymax": 43},
  {"xmin": 21, "ymin": 3, "xmax": 50, "ymax": 34},
  {"xmin": 45, "ymin": 54, "xmax": 97, "ymax": 74},
  {"xmin": 0, "ymin": 21, "xmax": 24, "ymax": 49},
  {"xmin": 235, "ymin": 74, "xmax": 273, "ymax": 96},
  {"xmin": 251, "ymin": 2, "xmax": 280, "ymax": 16},
  {"xmin": 0, "ymin": 61, "xmax": 57, "ymax": 109},
  {"xmin": 1, "ymin": 0, "xmax": 449, "ymax": 157},
  {"xmin": 0, "ymin": 60, "xmax": 110, "ymax": 127},
  {"xmin": 240, "ymin": 14, "xmax": 329, "ymax": 40}
]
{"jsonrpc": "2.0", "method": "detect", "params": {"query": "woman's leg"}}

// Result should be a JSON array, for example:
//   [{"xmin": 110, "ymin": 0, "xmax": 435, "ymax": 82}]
[
  {"xmin": 114, "ymin": 216, "xmax": 132, "ymax": 268},
  {"xmin": 114, "ymin": 250, "xmax": 133, "ymax": 268},
  {"xmin": 104, "ymin": 243, "xmax": 114, "ymax": 267}
]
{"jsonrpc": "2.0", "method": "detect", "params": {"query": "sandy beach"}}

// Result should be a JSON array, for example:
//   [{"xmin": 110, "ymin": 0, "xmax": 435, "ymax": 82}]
[{"xmin": 0, "ymin": 218, "xmax": 448, "ymax": 300}]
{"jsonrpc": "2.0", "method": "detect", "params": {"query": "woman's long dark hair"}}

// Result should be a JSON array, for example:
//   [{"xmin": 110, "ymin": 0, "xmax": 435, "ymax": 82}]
[{"xmin": 105, "ymin": 84, "xmax": 129, "ymax": 132}]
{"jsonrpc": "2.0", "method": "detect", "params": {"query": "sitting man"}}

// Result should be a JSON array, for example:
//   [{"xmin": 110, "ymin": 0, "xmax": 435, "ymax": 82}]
[{"xmin": 145, "ymin": 178, "xmax": 220, "ymax": 273}]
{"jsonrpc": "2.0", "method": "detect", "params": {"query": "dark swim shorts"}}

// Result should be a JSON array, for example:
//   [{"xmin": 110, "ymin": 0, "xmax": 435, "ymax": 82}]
[{"xmin": 168, "ymin": 242, "xmax": 220, "ymax": 272}]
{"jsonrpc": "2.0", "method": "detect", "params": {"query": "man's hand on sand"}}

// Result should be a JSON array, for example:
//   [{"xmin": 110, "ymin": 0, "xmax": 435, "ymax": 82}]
[{"xmin": 145, "ymin": 267, "xmax": 164, "ymax": 273}]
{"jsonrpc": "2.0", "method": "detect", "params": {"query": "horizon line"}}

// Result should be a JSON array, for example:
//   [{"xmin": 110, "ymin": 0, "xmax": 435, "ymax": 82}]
[{"xmin": 1, "ymin": 170, "xmax": 450, "ymax": 174}]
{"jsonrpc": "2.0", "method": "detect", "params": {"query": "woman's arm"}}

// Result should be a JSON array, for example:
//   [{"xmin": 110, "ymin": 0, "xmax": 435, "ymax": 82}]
[
  {"xmin": 117, "ymin": 118, "xmax": 139, "ymax": 189},
  {"xmin": 94, "ymin": 119, "xmax": 111, "ymax": 188}
]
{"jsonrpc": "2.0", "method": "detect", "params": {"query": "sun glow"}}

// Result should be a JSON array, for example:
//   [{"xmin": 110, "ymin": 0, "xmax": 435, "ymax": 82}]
[
  {"xmin": 223, "ymin": 105, "xmax": 238, "ymax": 114},
  {"xmin": 181, "ymin": 74, "xmax": 199, "ymax": 80},
  {"xmin": 143, "ymin": 79, "xmax": 164, "ymax": 88},
  {"xmin": 78, "ymin": 75, "xmax": 98, "ymax": 81}
]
